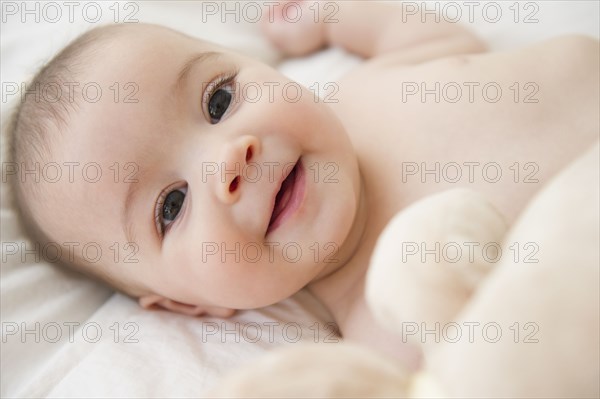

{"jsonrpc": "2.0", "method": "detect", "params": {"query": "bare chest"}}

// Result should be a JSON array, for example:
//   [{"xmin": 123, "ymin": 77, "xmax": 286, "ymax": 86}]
[
  {"xmin": 332, "ymin": 52, "xmax": 598, "ymax": 227},
  {"xmin": 325, "ymin": 46, "xmax": 598, "ymax": 351},
  {"xmin": 317, "ymin": 40, "xmax": 598, "ymax": 360}
]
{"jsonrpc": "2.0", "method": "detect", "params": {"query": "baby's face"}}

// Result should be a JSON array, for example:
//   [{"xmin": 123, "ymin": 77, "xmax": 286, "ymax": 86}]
[{"xmin": 40, "ymin": 25, "xmax": 361, "ymax": 309}]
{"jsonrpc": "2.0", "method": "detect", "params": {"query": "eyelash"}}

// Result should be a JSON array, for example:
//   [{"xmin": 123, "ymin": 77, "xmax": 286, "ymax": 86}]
[
  {"xmin": 154, "ymin": 183, "xmax": 187, "ymax": 237},
  {"xmin": 202, "ymin": 69, "xmax": 239, "ymax": 120},
  {"xmin": 153, "ymin": 69, "xmax": 239, "ymax": 238}
]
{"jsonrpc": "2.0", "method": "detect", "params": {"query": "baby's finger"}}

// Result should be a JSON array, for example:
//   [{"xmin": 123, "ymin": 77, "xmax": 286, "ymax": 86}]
[
  {"xmin": 261, "ymin": 0, "xmax": 306, "ymax": 23},
  {"xmin": 260, "ymin": 1, "xmax": 326, "ymax": 56}
]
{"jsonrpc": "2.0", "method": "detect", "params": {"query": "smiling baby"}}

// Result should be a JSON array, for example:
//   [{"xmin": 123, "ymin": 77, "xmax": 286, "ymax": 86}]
[{"xmin": 7, "ymin": 1, "xmax": 599, "ymax": 370}]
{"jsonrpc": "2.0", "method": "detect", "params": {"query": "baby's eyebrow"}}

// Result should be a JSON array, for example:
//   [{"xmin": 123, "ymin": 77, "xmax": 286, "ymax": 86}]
[{"xmin": 174, "ymin": 51, "xmax": 222, "ymax": 94}]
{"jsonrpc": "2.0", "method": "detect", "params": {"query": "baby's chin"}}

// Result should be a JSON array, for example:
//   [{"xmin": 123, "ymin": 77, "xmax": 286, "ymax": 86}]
[{"xmin": 204, "ymin": 287, "xmax": 305, "ymax": 311}]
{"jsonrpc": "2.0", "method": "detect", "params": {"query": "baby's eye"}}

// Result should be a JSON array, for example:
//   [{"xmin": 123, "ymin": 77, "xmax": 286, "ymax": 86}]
[
  {"xmin": 163, "ymin": 189, "xmax": 185, "ymax": 221},
  {"xmin": 156, "ymin": 185, "xmax": 188, "ymax": 235},
  {"xmin": 208, "ymin": 83, "xmax": 234, "ymax": 124}
]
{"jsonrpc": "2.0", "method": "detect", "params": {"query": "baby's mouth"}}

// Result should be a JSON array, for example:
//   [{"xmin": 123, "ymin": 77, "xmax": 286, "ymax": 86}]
[{"xmin": 267, "ymin": 158, "xmax": 303, "ymax": 234}]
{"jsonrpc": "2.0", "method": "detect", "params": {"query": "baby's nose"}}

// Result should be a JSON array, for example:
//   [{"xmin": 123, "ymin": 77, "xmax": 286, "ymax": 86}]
[{"xmin": 216, "ymin": 135, "xmax": 260, "ymax": 204}]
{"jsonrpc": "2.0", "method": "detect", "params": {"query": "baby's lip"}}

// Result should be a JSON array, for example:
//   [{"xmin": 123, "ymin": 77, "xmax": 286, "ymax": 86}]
[{"xmin": 265, "ymin": 158, "xmax": 303, "ymax": 236}]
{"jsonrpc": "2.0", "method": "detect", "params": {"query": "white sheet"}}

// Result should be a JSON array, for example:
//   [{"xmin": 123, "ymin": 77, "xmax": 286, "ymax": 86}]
[{"xmin": 2, "ymin": 1, "xmax": 599, "ymax": 397}]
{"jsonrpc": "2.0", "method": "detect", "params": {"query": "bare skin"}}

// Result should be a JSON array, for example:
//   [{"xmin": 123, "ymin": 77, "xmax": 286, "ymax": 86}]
[
  {"xmin": 308, "ymin": 38, "xmax": 600, "ymax": 369},
  {"xmin": 30, "ymin": 2, "xmax": 598, "ymax": 373},
  {"xmin": 262, "ymin": 2, "xmax": 600, "ymax": 369}
]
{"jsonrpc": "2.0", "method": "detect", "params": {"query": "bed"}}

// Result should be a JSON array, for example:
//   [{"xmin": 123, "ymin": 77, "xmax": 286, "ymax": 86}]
[{"xmin": 2, "ymin": 1, "xmax": 599, "ymax": 397}]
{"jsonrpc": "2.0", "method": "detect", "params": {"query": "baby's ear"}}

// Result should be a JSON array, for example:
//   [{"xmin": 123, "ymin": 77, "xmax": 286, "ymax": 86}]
[{"xmin": 138, "ymin": 294, "xmax": 236, "ymax": 318}]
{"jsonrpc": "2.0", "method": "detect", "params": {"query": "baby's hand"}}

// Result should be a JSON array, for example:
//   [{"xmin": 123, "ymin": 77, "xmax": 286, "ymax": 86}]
[
  {"xmin": 262, "ymin": 1, "xmax": 485, "ymax": 62},
  {"xmin": 261, "ymin": 0, "xmax": 327, "ymax": 56}
]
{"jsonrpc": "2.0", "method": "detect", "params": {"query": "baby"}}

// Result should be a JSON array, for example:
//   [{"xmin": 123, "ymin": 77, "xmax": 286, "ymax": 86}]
[{"xmin": 7, "ymin": 1, "xmax": 599, "ymax": 371}]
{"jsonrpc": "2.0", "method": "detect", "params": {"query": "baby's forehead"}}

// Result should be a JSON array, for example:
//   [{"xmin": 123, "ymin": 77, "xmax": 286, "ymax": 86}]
[
  {"xmin": 98, "ymin": 25, "xmax": 195, "ymax": 62},
  {"xmin": 108, "ymin": 23, "xmax": 199, "ymax": 46},
  {"xmin": 74, "ymin": 25, "xmax": 222, "ymax": 119},
  {"xmin": 84, "ymin": 24, "xmax": 217, "ymax": 78}
]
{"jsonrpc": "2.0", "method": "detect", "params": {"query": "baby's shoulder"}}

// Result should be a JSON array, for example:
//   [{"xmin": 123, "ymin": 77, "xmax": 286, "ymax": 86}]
[
  {"xmin": 513, "ymin": 34, "xmax": 599, "ymax": 70},
  {"xmin": 331, "ymin": 34, "xmax": 598, "ymax": 120},
  {"xmin": 532, "ymin": 34, "xmax": 599, "ymax": 56},
  {"xmin": 506, "ymin": 35, "xmax": 599, "ymax": 96},
  {"xmin": 338, "ymin": 34, "xmax": 598, "ymax": 82}
]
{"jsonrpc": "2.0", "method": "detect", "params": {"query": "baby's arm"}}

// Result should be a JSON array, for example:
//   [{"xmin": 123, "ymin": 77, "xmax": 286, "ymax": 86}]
[{"xmin": 262, "ymin": 1, "xmax": 486, "ymax": 62}]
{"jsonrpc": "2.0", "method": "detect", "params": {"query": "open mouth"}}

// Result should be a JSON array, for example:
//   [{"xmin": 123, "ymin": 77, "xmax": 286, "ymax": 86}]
[{"xmin": 267, "ymin": 158, "xmax": 305, "ymax": 234}]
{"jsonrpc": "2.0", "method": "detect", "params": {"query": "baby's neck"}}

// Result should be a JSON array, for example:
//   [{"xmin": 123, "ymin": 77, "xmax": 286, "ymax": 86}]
[
  {"xmin": 306, "ymin": 260, "xmax": 369, "ymax": 334},
  {"xmin": 306, "ymin": 176, "xmax": 372, "ymax": 333},
  {"xmin": 304, "ymin": 173, "xmax": 424, "ymax": 370}
]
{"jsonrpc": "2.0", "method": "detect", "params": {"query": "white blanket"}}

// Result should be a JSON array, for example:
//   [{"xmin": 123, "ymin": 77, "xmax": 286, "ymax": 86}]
[{"xmin": 1, "ymin": 1, "xmax": 598, "ymax": 397}]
